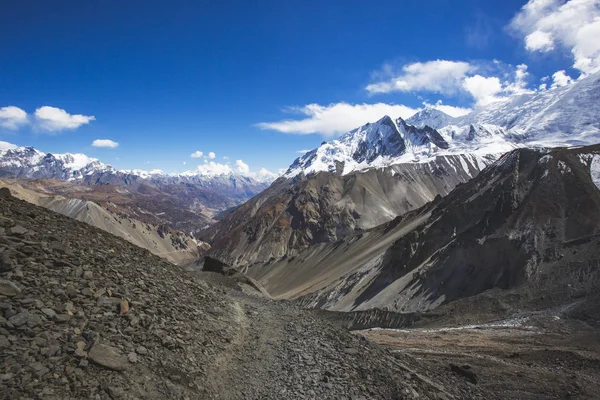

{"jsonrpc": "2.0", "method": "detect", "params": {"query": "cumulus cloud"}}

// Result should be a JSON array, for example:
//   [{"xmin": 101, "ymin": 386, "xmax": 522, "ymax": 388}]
[
  {"xmin": 256, "ymin": 102, "xmax": 419, "ymax": 136},
  {"xmin": 235, "ymin": 159, "xmax": 250, "ymax": 174},
  {"xmin": 366, "ymin": 60, "xmax": 474, "ymax": 95},
  {"xmin": 92, "ymin": 139, "xmax": 119, "ymax": 148},
  {"xmin": 190, "ymin": 150, "xmax": 203, "ymax": 158},
  {"xmin": 0, "ymin": 106, "xmax": 28, "ymax": 130},
  {"xmin": 34, "ymin": 106, "xmax": 95, "ymax": 132},
  {"xmin": 189, "ymin": 159, "xmax": 276, "ymax": 181},
  {"xmin": 207, "ymin": 151, "xmax": 216, "ymax": 159},
  {"xmin": 551, "ymin": 69, "xmax": 574, "ymax": 87},
  {"xmin": 194, "ymin": 161, "xmax": 233, "ymax": 175},
  {"xmin": 462, "ymin": 75, "xmax": 504, "ymax": 106},
  {"xmin": 0, "ymin": 141, "xmax": 18, "ymax": 150},
  {"xmin": 509, "ymin": 0, "xmax": 600, "ymax": 73}
]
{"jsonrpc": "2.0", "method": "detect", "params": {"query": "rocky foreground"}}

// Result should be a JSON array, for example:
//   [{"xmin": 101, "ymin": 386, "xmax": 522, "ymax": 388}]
[{"xmin": 0, "ymin": 190, "xmax": 488, "ymax": 399}]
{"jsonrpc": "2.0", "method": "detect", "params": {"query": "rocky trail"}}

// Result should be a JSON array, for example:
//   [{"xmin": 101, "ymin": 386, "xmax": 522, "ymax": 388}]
[{"xmin": 0, "ymin": 190, "xmax": 487, "ymax": 399}]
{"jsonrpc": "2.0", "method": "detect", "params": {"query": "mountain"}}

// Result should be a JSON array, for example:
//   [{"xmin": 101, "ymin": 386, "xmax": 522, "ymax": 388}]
[
  {"xmin": 284, "ymin": 115, "xmax": 498, "ymax": 178},
  {"xmin": 203, "ymin": 73, "xmax": 600, "ymax": 312},
  {"xmin": 0, "ymin": 146, "xmax": 274, "ymax": 227},
  {"xmin": 202, "ymin": 151, "xmax": 493, "ymax": 267},
  {"xmin": 202, "ymin": 115, "xmax": 505, "ymax": 266},
  {"xmin": 406, "ymin": 107, "xmax": 457, "ymax": 129},
  {"xmin": 286, "ymin": 71, "xmax": 600, "ymax": 180},
  {"xmin": 238, "ymin": 145, "xmax": 600, "ymax": 318},
  {"xmin": 0, "ymin": 179, "xmax": 208, "ymax": 265}
]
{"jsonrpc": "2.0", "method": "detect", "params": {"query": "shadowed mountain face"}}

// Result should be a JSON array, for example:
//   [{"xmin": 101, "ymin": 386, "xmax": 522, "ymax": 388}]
[
  {"xmin": 235, "ymin": 145, "xmax": 600, "ymax": 317},
  {"xmin": 201, "ymin": 153, "xmax": 494, "ymax": 267}
]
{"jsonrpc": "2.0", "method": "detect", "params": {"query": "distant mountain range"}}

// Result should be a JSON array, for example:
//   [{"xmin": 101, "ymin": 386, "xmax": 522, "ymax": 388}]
[{"xmin": 0, "ymin": 145, "xmax": 275, "ymax": 224}]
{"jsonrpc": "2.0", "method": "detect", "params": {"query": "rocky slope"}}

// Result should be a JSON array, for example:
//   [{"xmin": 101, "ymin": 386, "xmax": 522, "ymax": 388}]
[
  {"xmin": 239, "ymin": 145, "xmax": 600, "ymax": 318},
  {"xmin": 201, "ymin": 152, "xmax": 491, "ymax": 267},
  {"xmin": 0, "ymin": 189, "xmax": 489, "ymax": 399},
  {"xmin": 0, "ymin": 179, "xmax": 206, "ymax": 265}
]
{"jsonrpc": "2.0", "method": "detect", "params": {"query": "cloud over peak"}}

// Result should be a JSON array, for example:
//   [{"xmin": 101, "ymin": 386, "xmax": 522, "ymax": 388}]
[
  {"xmin": 256, "ymin": 102, "xmax": 419, "ymax": 136},
  {"xmin": 366, "ymin": 60, "xmax": 474, "ymax": 95}
]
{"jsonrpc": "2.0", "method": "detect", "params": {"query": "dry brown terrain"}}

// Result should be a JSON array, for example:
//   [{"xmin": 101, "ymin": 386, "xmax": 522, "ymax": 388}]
[{"xmin": 359, "ymin": 319, "xmax": 600, "ymax": 399}]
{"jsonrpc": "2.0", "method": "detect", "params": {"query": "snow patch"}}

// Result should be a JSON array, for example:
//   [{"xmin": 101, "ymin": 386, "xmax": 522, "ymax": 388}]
[{"xmin": 591, "ymin": 155, "xmax": 600, "ymax": 190}]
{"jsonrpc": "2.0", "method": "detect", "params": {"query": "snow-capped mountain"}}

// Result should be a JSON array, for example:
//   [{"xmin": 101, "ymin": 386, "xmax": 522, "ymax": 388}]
[
  {"xmin": 284, "ymin": 115, "xmax": 509, "ymax": 177},
  {"xmin": 406, "ymin": 107, "xmax": 457, "ymax": 129},
  {"xmin": 0, "ymin": 146, "xmax": 116, "ymax": 181},
  {"xmin": 286, "ymin": 70, "xmax": 600, "ymax": 178},
  {"xmin": 0, "ymin": 146, "xmax": 278, "ymax": 185}
]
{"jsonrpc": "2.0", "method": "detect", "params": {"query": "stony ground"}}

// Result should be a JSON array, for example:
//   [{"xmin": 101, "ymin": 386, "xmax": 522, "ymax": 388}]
[
  {"xmin": 0, "ymin": 191, "xmax": 485, "ymax": 399},
  {"xmin": 360, "ymin": 318, "xmax": 600, "ymax": 400}
]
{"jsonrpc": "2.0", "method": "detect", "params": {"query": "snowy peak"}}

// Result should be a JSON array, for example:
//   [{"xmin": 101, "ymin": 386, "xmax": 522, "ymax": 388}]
[
  {"xmin": 284, "ymin": 116, "xmax": 452, "ymax": 177},
  {"xmin": 406, "ymin": 107, "xmax": 456, "ymax": 129},
  {"xmin": 339, "ymin": 115, "xmax": 406, "ymax": 163}
]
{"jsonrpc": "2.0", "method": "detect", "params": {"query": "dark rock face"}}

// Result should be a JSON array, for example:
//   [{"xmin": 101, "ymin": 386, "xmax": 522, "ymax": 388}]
[{"xmin": 243, "ymin": 145, "xmax": 600, "ymax": 322}]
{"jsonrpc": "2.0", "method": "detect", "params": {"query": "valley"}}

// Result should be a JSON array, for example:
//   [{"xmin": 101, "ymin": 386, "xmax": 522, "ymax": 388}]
[{"xmin": 1, "ymin": 63, "xmax": 600, "ymax": 400}]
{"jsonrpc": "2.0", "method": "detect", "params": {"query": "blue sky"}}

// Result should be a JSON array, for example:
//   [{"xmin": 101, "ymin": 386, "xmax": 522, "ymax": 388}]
[{"xmin": 1, "ymin": 0, "xmax": 597, "ymax": 175}]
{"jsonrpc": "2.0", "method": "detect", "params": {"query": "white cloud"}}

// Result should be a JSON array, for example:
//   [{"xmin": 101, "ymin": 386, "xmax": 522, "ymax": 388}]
[
  {"xmin": 34, "ymin": 106, "xmax": 95, "ymax": 132},
  {"xmin": 297, "ymin": 149, "xmax": 312, "ymax": 154},
  {"xmin": 462, "ymin": 75, "xmax": 504, "ymax": 106},
  {"xmin": 92, "ymin": 139, "xmax": 119, "ymax": 148},
  {"xmin": 235, "ymin": 159, "xmax": 250, "ymax": 174},
  {"xmin": 525, "ymin": 30, "xmax": 555, "ymax": 51},
  {"xmin": 256, "ymin": 102, "xmax": 419, "ymax": 136},
  {"xmin": 510, "ymin": 0, "xmax": 600, "ymax": 73},
  {"xmin": 207, "ymin": 151, "xmax": 216, "ymax": 159},
  {"xmin": 0, "ymin": 106, "xmax": 28, "ymax": 130},
  {"xmin": 195, "ymin": 161, "xmax": 232, "ymax": 175},
  {"xmin": 223, "ymin": 156, "xmax": 229, "ymax": 160},
  {"xmin": 366, "ymin": 60, "xmax": 474, "ymax": 94},
  {"xmin": 551, "ymin": 69, "xmax": 574, "ymax": 87},
  {"xmin": 190, "ymin": 150, "xmax": 203, "ymax": 158},
  {"xmin": 0, "ymin": 141, "xmax": 18, "ymax": 150},
  {"xmin": 183, "ymin": 161, "xmax": 187, "ymax": 165},
  {"xmin": 424, "ymin": 100, "xmax": 472, "ymax": 117}
]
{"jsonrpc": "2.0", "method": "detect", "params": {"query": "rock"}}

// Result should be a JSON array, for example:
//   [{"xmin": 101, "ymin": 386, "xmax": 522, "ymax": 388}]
[
  {"xmin": 88, "ymin": 343, "xmax": 129, "ymax": 371},
  {"xmin": 0, "ymin": 187, "xmax": 11, "ymax": 198},
  {"xmin": 82, "ymin": 271, "xmax": 93, "ymax": 280},
  {"xmin": 0, "ymin": 254, "xmax": 13, "ymax": 273},
  {"xmin": 9, "ymin": 225, "xmax": 28, "ymax": 236},
  {"xmin": 344, "ymin": 347, "xmax": 359, "ymax": 355},
  {"xmin": 119, "ymin": 299, "xmax": 129, "ymax": 314},
  {"xmin": 135, "ymin": 345, "xmax": 148, "ymax": 355},
  {"xmin": 0, "ymin": 280, "xmax": 21, "ymax": 297},
  {"xmin": 0, "ymin": 336, "xmax": 10, "ymax": 348},
  {"xmin": 41, "ymin": 308, "xmax": 56, "ymax": 318},
  {"xmin": 65, "ymin": 283, "xmax": 77, "ymax": 298},
  {"xmin": 74, "ymin": 341, "xmax": 87, "ymax": 358},
  {"xmin": 450, "ymin": 363, "xmax": 478, "ymax": 384},
  {"xmin": 128, "ymin": 352, "xmax": 138, "ymax": 363},
  {"xmin": 8, "ymin": 311, "xmax": 28, "ymax": 327}
]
